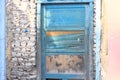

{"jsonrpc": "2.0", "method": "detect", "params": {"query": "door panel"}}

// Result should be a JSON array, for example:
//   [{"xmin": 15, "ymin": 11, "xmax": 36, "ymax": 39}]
[
  {"xmin": 46, "ymin": 31, "xmax": 85, "ymax": 52},
  {"xmin": 43, "ymin": 5, "xmax": 85, "ymax": 30},
  {"xmin": 42, "ymin": 3, "xmax": 89, "ymax": 80},
  {"xmin": 46, "ymin": 55, "xmax": 84, "ymax": 74}
]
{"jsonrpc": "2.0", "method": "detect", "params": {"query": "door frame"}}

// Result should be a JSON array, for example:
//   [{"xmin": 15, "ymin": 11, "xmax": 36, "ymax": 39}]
[{"xmin": 36, "ymin": 1, "xmax": 94, "ymax": 80}]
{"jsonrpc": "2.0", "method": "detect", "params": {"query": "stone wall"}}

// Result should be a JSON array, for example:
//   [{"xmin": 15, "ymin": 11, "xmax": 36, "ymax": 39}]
[{"xmin": 6, "ymin": 0, "xmax": 37, "ymax": 80}]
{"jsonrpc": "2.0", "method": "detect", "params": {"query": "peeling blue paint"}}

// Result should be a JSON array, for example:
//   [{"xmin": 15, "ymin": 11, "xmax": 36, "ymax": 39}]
[
  {"xmin": 0, "ymin": 0, "xmax": 6, "ymax": 80},
  {"xmin": 24, "ymin": 29, "xmax": 29, "ymax": 33}
]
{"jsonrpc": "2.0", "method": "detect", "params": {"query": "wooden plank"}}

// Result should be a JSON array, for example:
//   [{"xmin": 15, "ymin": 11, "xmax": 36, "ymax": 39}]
[
  {"xmin": 45, "ymin": 48, "xmax": 85, "ymax": 53},
  {"xmin": 47, "ymin": 40, "xmax": 83, "ymax": 46},
  {"xmin": 46, "ymin": 33, "xmax": 84, "ymax": 42},
  {"xmin": 44, "ymin": 74, "xmax": 85, "ymax": 79},
  {"xmin": 43, "ymin": 4, "xmax": 86, "ymax": 30},
  {"xmin": 46, "ymin": 31, "xmax": 85, "ymax": 51},
  {"xmin": 46, "ymin": 45, "xmax": 84, "ymax": 49},
  {"xmin": 45, "ymin": 53, "xmax": 85, "ymax": 56}
]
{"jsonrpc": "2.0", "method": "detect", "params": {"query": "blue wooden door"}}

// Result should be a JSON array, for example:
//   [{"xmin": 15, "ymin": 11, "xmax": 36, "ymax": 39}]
[{"xmin": 41, "ymin": 3, "xmax": 90, "ymax": 80}]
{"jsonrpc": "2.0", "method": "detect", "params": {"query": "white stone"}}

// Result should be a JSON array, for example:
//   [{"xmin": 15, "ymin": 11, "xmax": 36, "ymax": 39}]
[
  {"xmin": 16, "ymin": 28, "xmax": 21, "ymax": 32},
  {"xmin": 21, "ymin": 48, "xmax": 26, "ymax": 52},
  {"xmin": 30, "ymin": 32, "xmax": 36, "ymax": 35},
  {"xmin": 19, "ymin": 2, "xmax": 28, "ymax": 11},
  {"xmin": 30, "ymin": 37, "xmax": 35, "ymax": 42},
  {"xmin": 29, "ymin": 58, "xmax": 35, "ymax": 62},
  {"xmin": 12, "ymin": 43, "xmax": 15, "ymax": 47},
  {"xmin": 30, "ymin": 52, "xmax": 35, "ymax": 57},
  {"xmin": 22, "ymin": 37, "xmax": 29, "ymax": 41},
  {"xmin": 14, "ymin": 33, "xmax": 19, "ymax": 37},
  {"xmin": 26, "ymin": 63, "xmax": 32, "ymax": 66},
  {"xmin": 12, "ymin": 57, "xmax": 17, "ymax": 62},
  {"xmin": 14, "ymin": 47, "xmax": 21, "ymax": 51},
  {"xmin": 29, "ymin": 75, "xmax": 36, "ymax": 79},
  {"xmin": 27, "ymin": 41, "xmax": 35, "ymax": 47},
  {"xmin": 12, "ymin": 52, "xmax": 17, "ymax": 57},
  {"xmin": 16, "ymin": 53, "xmax": 21, "ymax": 57},
  {"xmin": 30, "ymin": 47, "xmax": 35, "ymax": 52},
  {"xmin": 21, "ymin": 41, "xmax": 27, "ymax": 47},
  {"xmin": 22, "ymin": 53, "xmax": 28, "ymax": 57},
  {"xmin": 21, "ymin": 33, "xmax": 26, "ymax": 36},
  {"xmin": 15, "ymin": 41, "xmax": 20, "ymax": 47},
  {"xmin": 31, "ymin": 62, "xmax": 36, "ymax": 66}
]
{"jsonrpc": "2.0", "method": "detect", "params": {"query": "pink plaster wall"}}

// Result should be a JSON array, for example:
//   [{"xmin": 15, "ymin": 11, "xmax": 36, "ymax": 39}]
[{"xmin": 107, "ymin": 0, "xmax": 120, "ymax": 80}]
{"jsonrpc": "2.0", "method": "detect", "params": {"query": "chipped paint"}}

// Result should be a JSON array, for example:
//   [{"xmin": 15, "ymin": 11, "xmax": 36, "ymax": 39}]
[{"xmin": 46, "ymin": 55, "xmax": 84, "ymax": 74}]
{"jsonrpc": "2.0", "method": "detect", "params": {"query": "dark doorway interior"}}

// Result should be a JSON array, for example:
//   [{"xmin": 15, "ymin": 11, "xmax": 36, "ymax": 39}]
[{"xmin": 46, "ymin": 78, "xmax": 62, "ymax": 80}]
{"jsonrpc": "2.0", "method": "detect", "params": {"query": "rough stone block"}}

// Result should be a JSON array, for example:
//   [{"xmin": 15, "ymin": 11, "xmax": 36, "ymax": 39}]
[
  {"xmin": 30, "ymin": 47, "xmax": 35, "ymax": 52},
  {"xmin": 22, "ymin": 37, "xmax": 29, "ymax": 41},
  {"xmin": 27, "ymin": 41, "xmax": 35, "ymax": 47},
  {"xmin": 30, "ymin": 52, "xmax": 36, "ymax": 57},
  {"xmin": 21, "ymin": 41, "xmax": 27, "ymax": 47},
  {"xmin": 12, "ymin": 52, "xmax": 17, "ymax": 57},
  {"xmin": 12, "ymin": 57, "xmax": 17, "ymax": 62},
  {"xmin": 26, "ymin": 63, "xmax": 32, "ymax": 66},
  {"xmin": 18, "ymin": 58, "xmax": 23, "ymax": 62},
  {"xmin": 15, "ymin": 41, "xmax": 20, "ymax": 47}
]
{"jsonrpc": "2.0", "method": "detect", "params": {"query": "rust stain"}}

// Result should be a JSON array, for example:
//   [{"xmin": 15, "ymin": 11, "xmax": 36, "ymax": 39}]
[{"xmin": 46, "ymin": 31, "xmax": 84, "ymax": 36}]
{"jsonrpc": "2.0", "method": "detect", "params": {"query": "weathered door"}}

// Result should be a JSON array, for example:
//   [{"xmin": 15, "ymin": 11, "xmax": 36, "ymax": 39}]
[{"xmin": 41, "ymin": 1, "xmax": 92, "ymax": 80}]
